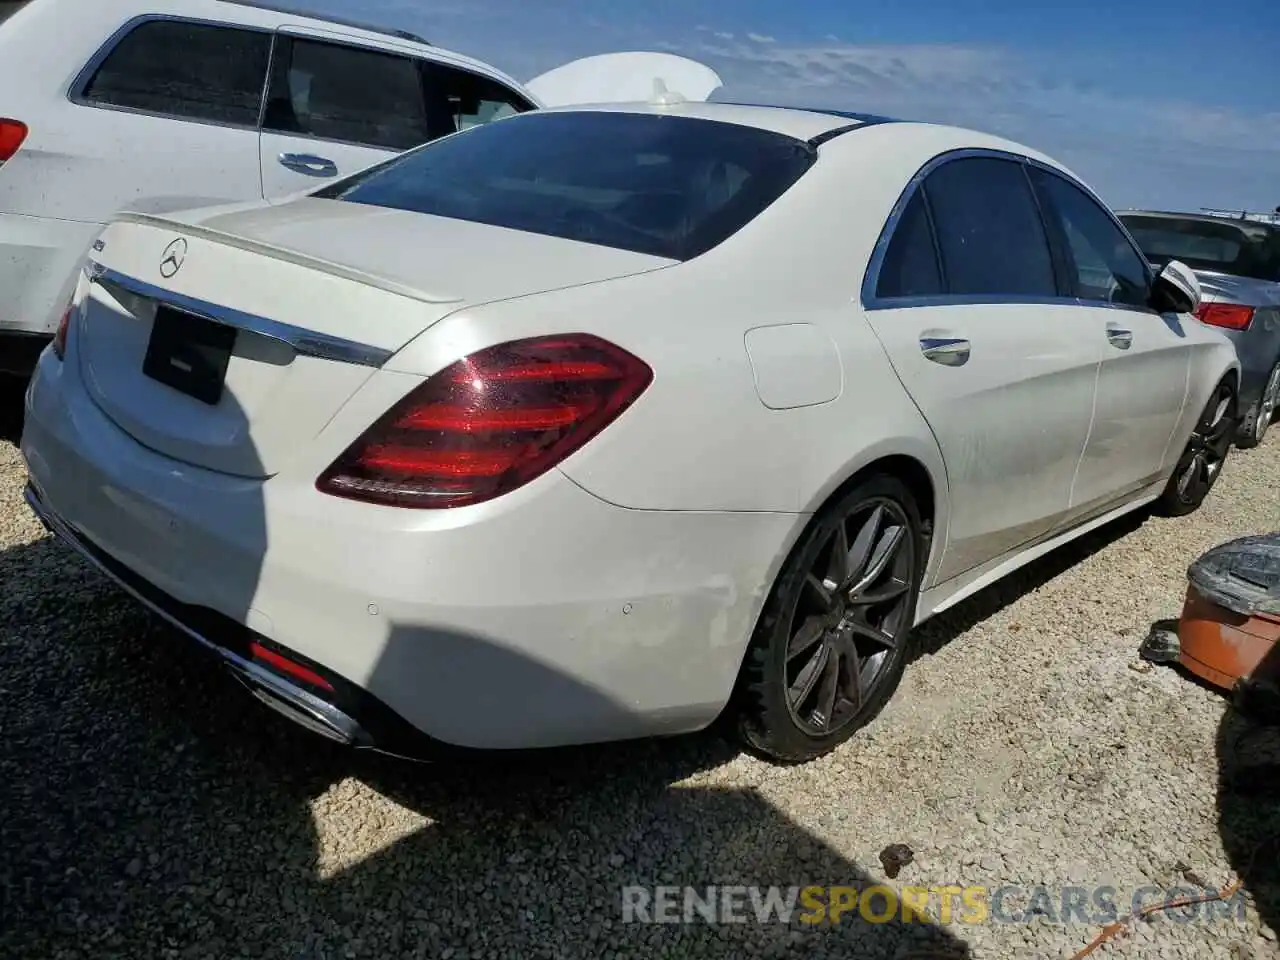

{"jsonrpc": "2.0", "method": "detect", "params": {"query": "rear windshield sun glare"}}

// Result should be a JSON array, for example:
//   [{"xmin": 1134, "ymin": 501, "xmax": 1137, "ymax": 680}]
[{"xmin": 313, "ymin": 111, "xmax": 817, "ymax": 262}]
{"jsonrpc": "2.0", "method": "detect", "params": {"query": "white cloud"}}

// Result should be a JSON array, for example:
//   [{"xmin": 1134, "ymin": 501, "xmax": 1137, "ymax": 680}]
[
  {"xmin": 746, "ymin": 33, "xmax": 776, "ymax": 44},
  {"xmin": 666, "ymin": 34, "xmax": 1280, "ymax": 209}
]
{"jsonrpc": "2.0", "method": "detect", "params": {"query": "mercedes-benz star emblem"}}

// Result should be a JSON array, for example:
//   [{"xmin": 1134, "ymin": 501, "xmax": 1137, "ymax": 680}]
[{"xmin": 159, "ymin": 238, "xmax": 188, "ymax": 279}]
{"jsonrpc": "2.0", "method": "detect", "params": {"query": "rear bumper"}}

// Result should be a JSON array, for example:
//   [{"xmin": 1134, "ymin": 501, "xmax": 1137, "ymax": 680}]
[
  {"xmin": 20, "ymin": 346, "xmax": 797, "ymax": 751},
  {"xmin": 23, "ymin": 481, "xmax": 384, "ymax": 752}
]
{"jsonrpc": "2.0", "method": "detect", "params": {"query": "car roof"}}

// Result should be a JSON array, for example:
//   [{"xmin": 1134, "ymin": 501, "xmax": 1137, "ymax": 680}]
[
  {"xmin": 1118, "ymin": 209, "xmax": 1280, "ymax": 236},
  {"xmin": 3, "ymin": 0, "xmax": 525, "ymax": 94},
  {"xmin": 531, "ymin": 99, "xmax": 1072, "ymax": 169},
  {"xmin": 533, "ymin": 99, "xmax": 894, "ymax": 143}
]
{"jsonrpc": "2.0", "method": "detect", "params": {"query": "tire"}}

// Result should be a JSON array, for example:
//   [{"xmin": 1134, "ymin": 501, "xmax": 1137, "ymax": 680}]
[
  {"xmin": 735, "ymin": 473, "xmax": 925, "ymax": 764},
  {"xmin": 1155, "ymin": 377, "xmax": 1237, "ymax": 517},
  {"xmin": 1235, "ymin": 360, "xmax": 1280, "ymax": 450}
]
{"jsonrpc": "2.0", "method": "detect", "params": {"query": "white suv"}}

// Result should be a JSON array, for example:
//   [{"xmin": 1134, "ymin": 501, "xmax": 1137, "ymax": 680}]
[{"xmin": 0, "ymin": 0, "xmax": 718, "ymax": 377}]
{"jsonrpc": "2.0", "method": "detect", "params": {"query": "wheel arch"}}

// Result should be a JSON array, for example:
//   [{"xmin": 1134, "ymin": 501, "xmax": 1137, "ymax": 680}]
[{"xmin": 724, "ymin": 447, "xmax": 948, "ymax": 706}]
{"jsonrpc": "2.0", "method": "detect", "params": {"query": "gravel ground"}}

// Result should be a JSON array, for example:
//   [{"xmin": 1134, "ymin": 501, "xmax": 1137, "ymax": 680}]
[{"xmin": 2, "ymin": 385, "xmax": 1280, "ymax": 960}]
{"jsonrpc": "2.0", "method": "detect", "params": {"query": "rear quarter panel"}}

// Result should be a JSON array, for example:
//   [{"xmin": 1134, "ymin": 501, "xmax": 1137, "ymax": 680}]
[
  {"xmin": 1182, "ymin": 316, "xmax": 1243, "ymax": 438},
  {"xmin": 384, "ymin": 122, "xmax": 954, "ymax": 523}
]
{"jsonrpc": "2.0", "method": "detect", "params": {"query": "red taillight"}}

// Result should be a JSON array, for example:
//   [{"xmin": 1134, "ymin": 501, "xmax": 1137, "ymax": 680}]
[
  {"xmin": 0, "ymin": 119, "xmax": 28, "ymax": 162},
  {"xmin": 317, "ymin": 333, "xmax": 653, "ymax": 509},
  {"xmin": 1195, "ymin": 302, "xmax": 1254, "ymax": 331},
  {"xmin": 249, "ymin": 641, "xmax": 335, "ymax": 692},
  {"xmin": 51, "ymin": 304, "xmax": 71, "ymax": 360}
]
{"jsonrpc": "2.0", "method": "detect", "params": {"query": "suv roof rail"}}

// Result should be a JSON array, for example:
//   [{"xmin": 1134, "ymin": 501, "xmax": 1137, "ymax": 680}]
[{"xmin": 217, "ymin": 0, "xmax": 431, "ymax": 45}]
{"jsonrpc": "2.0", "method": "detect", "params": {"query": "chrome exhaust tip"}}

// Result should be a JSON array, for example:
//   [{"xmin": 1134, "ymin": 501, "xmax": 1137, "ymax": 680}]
[{"xmin": 225, "ymin": 661, "xmax": 368, "ymax": 747}]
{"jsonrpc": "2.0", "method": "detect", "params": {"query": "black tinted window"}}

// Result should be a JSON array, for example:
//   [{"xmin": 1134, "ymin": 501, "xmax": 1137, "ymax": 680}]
[
  {"xmin": 925, "ymin": 157, "xmax": 1057, "ymax": 297},
  {"xmin": 425, "ymin": 62, "xmax": 534, "ymax": 134},
  {"xmin": 1120, "ymin": 214, "xmax": 1280, "ymax": 283},
  {"xmin": 81, "ymin": 20, "xmax": 270, "ymax": 126},
  {"xmin": 0, "ymin": 2, "xmax": 32, "ymax": 26},
  {"xmin": 317, "ymin": 112, "xmax": 816, "ymax": 261},
  {"xmin": 876, "ymin": 190, "xmax": 943, "ymax": 298},
  {"xmin": 1030, "ymin": 170, "xmax": 1150, "ymax": 306},
  {"xmin": 263, "ymin": 37, "xmax": 431, "ymax": 150}
]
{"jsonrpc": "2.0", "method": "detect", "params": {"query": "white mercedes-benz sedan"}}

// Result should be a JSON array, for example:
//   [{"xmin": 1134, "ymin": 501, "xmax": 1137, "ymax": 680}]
[{"xmin": 20, "ymin": 98, "xmax": 1240, "ymax": 764}]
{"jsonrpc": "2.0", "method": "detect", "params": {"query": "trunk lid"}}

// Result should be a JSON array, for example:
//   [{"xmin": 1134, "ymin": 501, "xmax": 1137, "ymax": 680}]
[
  {"xmin": 1191, "ymin": 269, "xmax": 1280, "ymax": 307},
  {"xmin": 76, "ymin": 201, "xmax": 673, "ymax": 479}
]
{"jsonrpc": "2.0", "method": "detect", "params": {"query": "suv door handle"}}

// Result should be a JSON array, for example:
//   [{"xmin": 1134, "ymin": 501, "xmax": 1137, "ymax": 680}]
[
  {"xmin": 278, "ymin": 153, "xmax": 338, "ymax": 177},
  {"xmin": 920, "ymin": 337, "xmax": 970, "ymax": 366},
  {"xmin": 1106, "ymin": 323, "xmax": 1133, "ymax": 350}
]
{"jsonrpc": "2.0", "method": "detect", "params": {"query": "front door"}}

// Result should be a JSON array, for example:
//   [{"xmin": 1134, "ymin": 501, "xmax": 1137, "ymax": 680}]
[
  {"xmin": 1025, "ymin": 165, "xmax": 1191, "ymax": 517},
  {"xmin": 861, "ymin": 154, "xmax": 1103, "ymax": 583}
]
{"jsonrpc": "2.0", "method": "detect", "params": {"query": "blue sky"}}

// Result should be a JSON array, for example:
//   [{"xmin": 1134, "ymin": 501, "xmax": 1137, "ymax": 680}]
[{"xmin": 322, "ymin": 0, "xmax": 1278, "ymax": 212}]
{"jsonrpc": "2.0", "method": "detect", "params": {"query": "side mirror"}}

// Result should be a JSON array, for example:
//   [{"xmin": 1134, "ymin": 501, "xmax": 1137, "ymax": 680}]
[{"xmin": 1150, "ymin": 259, "xmax": 1201, "ymax": 315}]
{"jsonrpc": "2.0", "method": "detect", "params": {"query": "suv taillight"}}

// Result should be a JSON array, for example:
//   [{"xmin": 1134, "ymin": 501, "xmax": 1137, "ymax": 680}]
[
  {"xmin": 0, "ymin": 119, "xmax": 27, "ymax": 162},
  {"xmin": 51, "ymin": 304, "xmax": 72, "ymax": 360},
  {"xmin": 317, "ymin": 333, "xmax": 653, "ymax": 509},
  {"xmin": 1195, "ymin": 302, "xmax": 1254, "ymax": 331}
]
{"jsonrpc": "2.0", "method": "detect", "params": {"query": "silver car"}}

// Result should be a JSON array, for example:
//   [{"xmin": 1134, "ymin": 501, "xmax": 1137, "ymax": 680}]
[{"xmin": 1119, "ymin": 210, "xmax": 1280, "ymax": 447}]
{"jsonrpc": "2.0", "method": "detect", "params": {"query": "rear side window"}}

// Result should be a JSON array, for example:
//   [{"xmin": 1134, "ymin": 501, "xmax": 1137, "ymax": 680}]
[
  {"xmin": 876, "ymin": 190, "xmax": 944, "ymax": 298},
  {"xmin": 263, "ymin": 37, "xmax": 432, "ymax": 151},
  {"xmin": 924, "ymin": 156, "xmax": 1057, "ymax": 298},
  {"xmin": 79, "ymin": 20, "xmax": 271, "ymax": 127},
  {"xmin": 1029, "ymin": 168, "xmax": 1150, "ymax": 307},
  {"xmin": 316, "ymin": 111, "xmax": 816, "ymax": 261},
  {"xmin": 425, "ymin": 61, "xmax": 535, "ymax": 133}
]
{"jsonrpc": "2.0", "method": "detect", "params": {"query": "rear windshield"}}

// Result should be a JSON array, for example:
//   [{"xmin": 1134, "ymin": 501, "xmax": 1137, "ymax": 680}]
[
  {"xmin": 315, "ymin": 110, "xmax": 817, "ymax": 261},
  {"xmin": 1120, "ymin": 214, "xmax": 1280, "ymax": 282},
  {"xmin": 0, "ymin": 1, "xmax": 31, "ymax": 26}
]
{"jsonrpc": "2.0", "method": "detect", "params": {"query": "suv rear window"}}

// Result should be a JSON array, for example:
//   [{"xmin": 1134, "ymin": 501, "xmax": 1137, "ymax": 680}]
[
  {"xmin": 79, "ymin": 20, "xmax": 271, "ymax": 127},
  {"xmin": 315, "ymin": 111, "xmax": 816, "ymax": 261},
  {"xmin": 1120, "ymin": 214, "xmax": 1280, "ymax": 282}
]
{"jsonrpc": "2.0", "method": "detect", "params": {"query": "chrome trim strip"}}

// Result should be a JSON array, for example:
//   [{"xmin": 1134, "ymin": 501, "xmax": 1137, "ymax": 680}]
[
  {"xmin": 23, "ymin": 484, "xmax": 365, "ymax": 747},
  {"xmin": 89, "ymin": 266, "xmax": 394, "ymax": 368},
  {"xmin": 859, "ymin": 146, "xmax": 1160, "ymax": 316}
]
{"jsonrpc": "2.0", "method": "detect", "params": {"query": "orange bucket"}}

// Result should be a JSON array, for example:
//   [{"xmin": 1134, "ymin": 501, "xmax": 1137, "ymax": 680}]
[{"xmin": 1143, "ymin": 534, "xmax": 1280, "ymax": 702}]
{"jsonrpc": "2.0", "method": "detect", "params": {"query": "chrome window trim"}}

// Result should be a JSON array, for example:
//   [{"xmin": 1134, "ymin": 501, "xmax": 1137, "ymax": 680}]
[
  {"xmin": 860, "ymin": 147, "xmax": 1159, "ymax": 315},
  {"xmin": 1022, "ymin": 159, "xmax": 1159, "ymax": 305},
  {"xmin": 88, "ymin": 265, "xmax": 394, "ymax": 369},
  {"xmin": 65, "ymin": 15, "xmax": 533, "ymax": 148},
  {"xmin": 67, "ymin": 14, "xmax": 276, "ymax": 133}
]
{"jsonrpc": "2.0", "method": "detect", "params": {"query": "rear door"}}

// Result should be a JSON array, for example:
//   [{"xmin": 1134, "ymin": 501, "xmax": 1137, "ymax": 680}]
[
  {"xmin": 861, "ymin": 152, "xmax": 1103, "ymax": 583},
  {"xmin": 1027, "ymin": 166, "xmax": 1190, "ymax": 515},
  {"xmin": 258, "ymin": 31, "xmax": 534, "ymax": 197}
]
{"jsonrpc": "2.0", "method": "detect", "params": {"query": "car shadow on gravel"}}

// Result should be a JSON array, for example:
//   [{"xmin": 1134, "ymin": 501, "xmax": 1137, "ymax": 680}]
[
  {"xmin": 0, "ymin": 374, "xmax": 26, "ymax": 444},
  {"xmin": 0, "ymin": 532, "xmax": 975, "ymax": 960},
  {"xmin": 908, "ymin": 509, "xmax": 1149, "ymax": 660},
  {"xmin": 1216, "ymin": 640, "xmax": 1280, "ymax": 940}
]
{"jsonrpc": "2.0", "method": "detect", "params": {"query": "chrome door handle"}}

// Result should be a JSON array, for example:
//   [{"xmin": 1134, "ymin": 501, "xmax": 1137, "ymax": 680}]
[
  {"xmin": 278, "ymin": 153, "xmax": 338, "ymax": 177},
  {"xmin": 1106, "ymin": 325, "xmax": 1134, "ymax": 350},
  {"xmin": 920, "ymin": 337, "xmax": 970, "ymax": 366}
]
